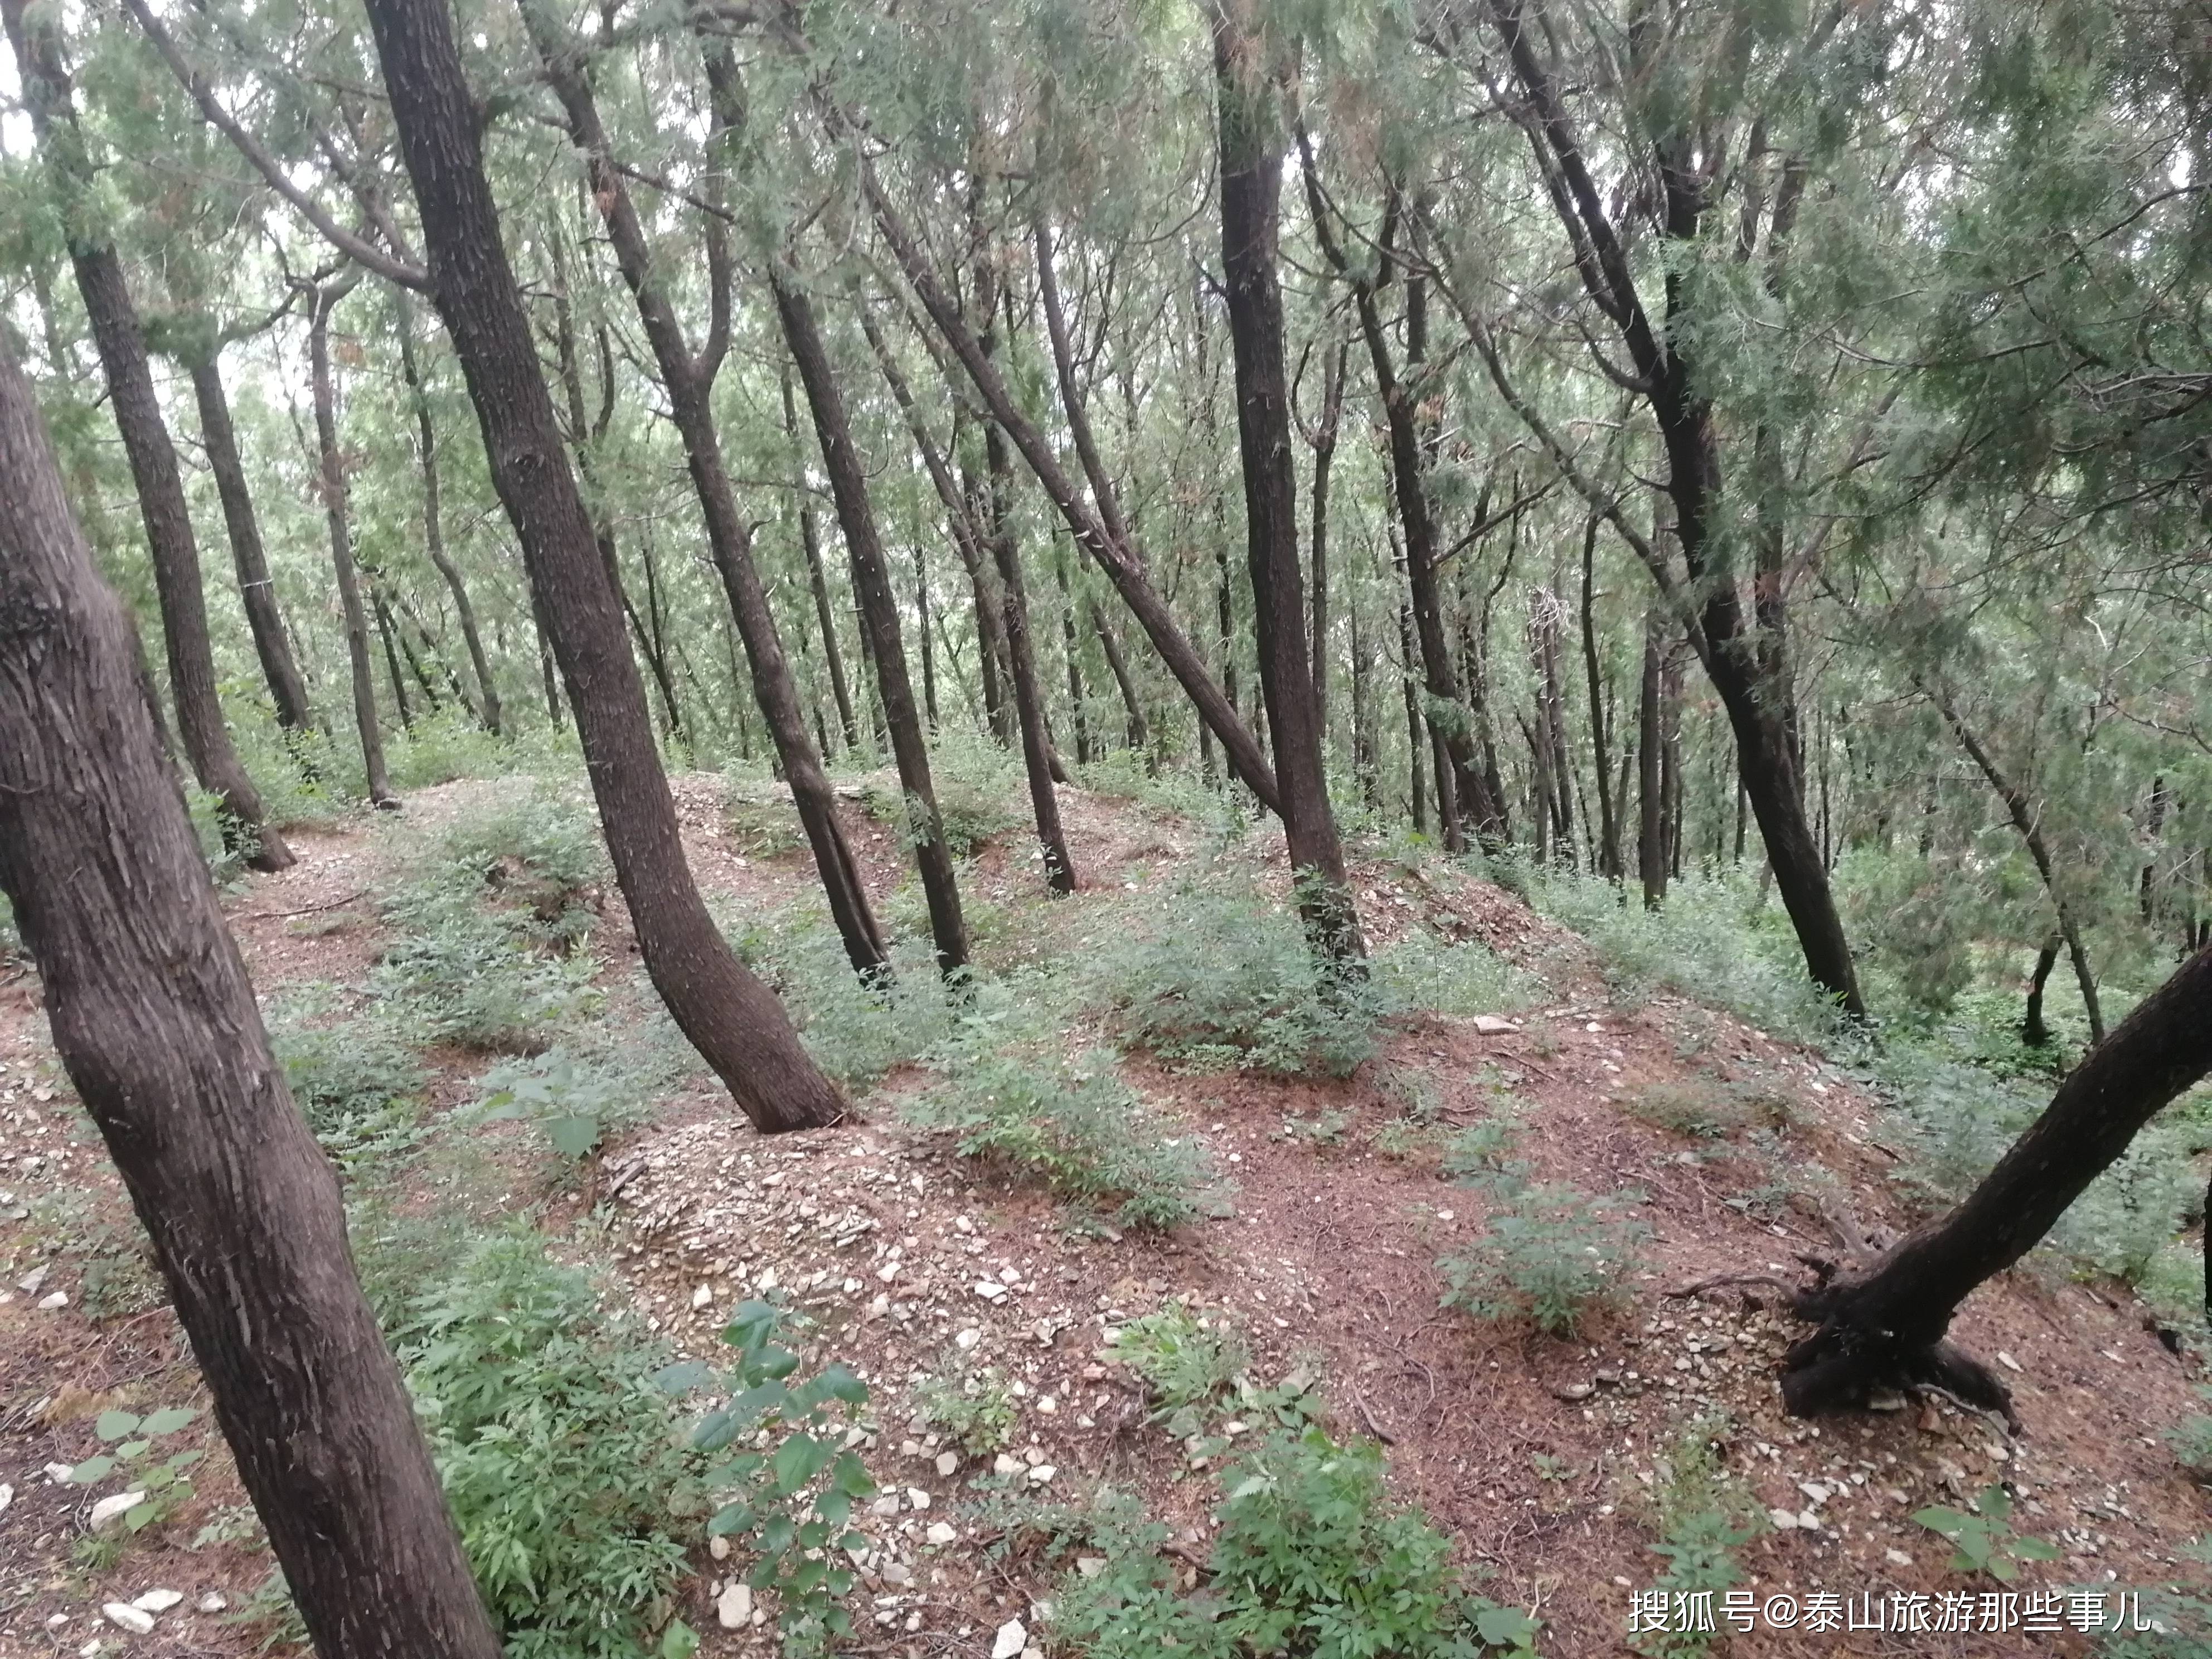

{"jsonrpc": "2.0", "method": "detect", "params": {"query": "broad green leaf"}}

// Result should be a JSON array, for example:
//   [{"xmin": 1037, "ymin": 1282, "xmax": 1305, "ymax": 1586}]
[
  {"xmin": 545, "ymin": 1114, "xmax": 601, "ymax": 1158},
  {"xmin": 2011, "ymin": 1536, "xmax": 2060, "ymax": 1561},
  {"xmin": 772, "ymin": 1432, "xmax": 833, "ymax": 1495},
  {"xmin": 68, "ymin": 1454, "xmax": 115, "ymax": 1483},
  {"xmin": 652, "ymin": 1361, "xmax": 718, "ymax": 1395},
  {"xmin": 659, "ymin": 1619, "xmax": 699, "ymax": 1659},
  {"xmin": 94, "ymin": 1410, "xmax": 141, "ymax": 1442},
  {"xmin": 139, "ymin": 1408, "xmax": 196, "ymax": 1436},
  {"xmin": 707, "ymin": 1501, "xmax": 753, "ymax": 1538},
  {"xmin": 818, "ymin": 1364, "xmax": 869, "ymax": 1406},
  {"xmin": 692, "ymin": 1410, "xmax": 738, "ymax": 1453}
]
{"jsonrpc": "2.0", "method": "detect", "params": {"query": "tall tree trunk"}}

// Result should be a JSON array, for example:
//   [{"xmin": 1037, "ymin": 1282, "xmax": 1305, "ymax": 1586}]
[
  {"xmin": 1783, "ymin": 942, "xmax": 2212, "ymax": 1419},
  {"xmin": 1211, "ymin": 0, "xmax": 1362, "ymax": 961},
  {"xmin": 1305, "ymin": 337, "xmax": 1346, "ymax": 755},
  {"xmin": 2022, "ymin": 934, "xmax": 2061, "ymax": 1048},
  {"xmin": 1301, "ymin": 148, "xmax": 1503, "ymax": 852},
  {"xmin": 3, "ymin": 0, "xmax": 292, "ymax": 871},
  {"xmin": 1580, "ymin": 517, "xmax": 1620, "ymax": 880},
  {"xmin": 395, "ymin": 303, "xmax": 501, "ymax": 735},
  {"xmin": 189, "ymin": 356, "xmax": 316, "ymax": 734},
  {"xmin": 780, "ymin": 370, "xmax": 861, "ymax": 752},
  {"xmin": 1093, "ymin": 599, "xmax": 1151, "ymax": 762},
  {"xmin": 1399, "ymin": 590, "xmax": 1428, "ymax": 835},
  {"xmin": 772, "ymin": 273, "xmax": 974, "ymax": 964},
  {"xmin": 1930, "ymin": 685, "xmax": 2106, "ymax": 1045},
  {"xmin": 1055, "ymin": 541, "xmax": 1091, "ymax": 765},
  {"xmin": 1485, "ymin": 0, "xmax": 1862, "ymax": 1016},
  {"xmin": 0, "ymin": 337, "xmax": 502, "ymax": 1659},
  {"xmin": 862, "ymin": 171, "xmax": 1282, "ymax": 813},
  {"xmin": 529, "ymin": 26, "xmax": 890, "ymax": 979},
  {"xmin": 916, "ymin": 541, "xmax": 938, "ymax": 731},
  {"xmin": 368, "ymin": 0, "xmax": 846, "ymax": 1129},
  {"xmin": 1638, "ymin": 610, "xmax": 1667, "ymax": 909},
  {"xmin": 372, "ymin": 589, "xmax": 414, "ymax": 731},
  {"xmin": 1350, "ymin": 584, "xmax": 1379, "ymax": 809},
  {"xmin": 309, "ymin": 283, "xmax": 398, "ymax": 808}
]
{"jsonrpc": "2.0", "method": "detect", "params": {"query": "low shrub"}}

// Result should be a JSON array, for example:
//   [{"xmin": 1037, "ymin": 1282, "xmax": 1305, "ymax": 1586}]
[{"xmin": 1440, "ymin": 1167, "xmax": 1651, "ymax": 1337}]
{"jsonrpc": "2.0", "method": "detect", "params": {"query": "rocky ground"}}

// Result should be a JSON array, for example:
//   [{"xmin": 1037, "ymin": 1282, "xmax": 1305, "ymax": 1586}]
[{"xmin": 0, "ymin": 773, "xmax": 2206, "ymax": 1658}]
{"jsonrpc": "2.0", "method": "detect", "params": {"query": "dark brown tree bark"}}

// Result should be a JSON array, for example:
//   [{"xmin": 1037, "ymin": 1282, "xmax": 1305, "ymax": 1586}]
[
  {"xmin": 189, "ymin": 355, "xmax": 316, "ymax": 734},
  {"xmin": 3, "ymin": 0, "xmax": 293, "ymax": 872},
  {"xmin": 1211, "ymin": 0, "xmax": 1362, "ymax": 961},
  {"xmin": 365, "ymin": 0, "xmax": 845, "ymax": 1130},
  {"xmin": 1054, "ymin": 542, "xmax": 1090, "ymax": 765},
  {"xmin": 0, "ymin": 338, "xmax": 502, "ymax": 1659},
  {"xmin": 1483, "ymin": 0, "xmax": 1863, "ymax": 1017},
  {"xmin": 1302, "ymin": 336, "xmax": 1347, "ymax": 758},
  {"xmin": 2022, "ymin": 934, "xmax": 2061, "ymax": 1048},
  {"xmin": 916, "ymin": 541, "xmax": 939, "ymax": 731},
  {"xmin": 308, "ymin": 281, "xmax": 398, "ymax": 809},
  {"xmin": 372, "ymin": 588, "xmax": 414, "ymax": 730},
  {"xmin": 526, "ymin": 24, "xmax": 889, "ymax": 979},
  {"xmin": 395, "ymin": 302, "xmax": 501, "ymax": 735},
  {"xmin": 1783, "ymin": 943, "xmax": 2212, "ymax": 1419},
  {"xmin": 772, "ymin": 272, "xmax": 972, "ymax": 968}
]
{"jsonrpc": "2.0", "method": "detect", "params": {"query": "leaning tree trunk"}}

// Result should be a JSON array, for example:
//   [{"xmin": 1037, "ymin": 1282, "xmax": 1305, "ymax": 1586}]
[
  {"xmin": 772, "ymin": 273, "xmax": 970, "ymax": 974},
  {"xmin": 2, "ymin": 0, "xmax": 292, "ymax": 872},
  {"xmin": 527, "ymin": 23, "xmax": 889, "ymax": 979},
  {"xmin": 190, "ymin": 355, "xmax": 316, "ymax": 734},
  {"xmin": 1210, "ymin": 0, "xmax": 1362, "ymax": 962},
  {"xmin": 364, "ymin": 0, "xmax": 844, "ymax": 1132},
  {"xmin": 396, "ymin": 302, "xmax": 501, "ymax": 735},
  {"xmin": 0, "ymin": 338, "xmax": 503, "ymax": 1659},
  {"xmin": 309, "ymin": 283, "xmax": 398, "ymax": 809},
  {"xmin": 780, "ymin": 371, "xmax": 861, "ymax": 753},
  {"xmin": 1782, "ymin": 942, "xmax": 2212, "ymax": 1419}
]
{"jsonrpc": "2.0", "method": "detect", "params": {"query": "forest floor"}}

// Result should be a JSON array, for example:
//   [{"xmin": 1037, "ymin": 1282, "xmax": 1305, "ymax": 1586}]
[{"xmin": 0, "ymin": 770, "xmax": 2206, "ymax": 1658}]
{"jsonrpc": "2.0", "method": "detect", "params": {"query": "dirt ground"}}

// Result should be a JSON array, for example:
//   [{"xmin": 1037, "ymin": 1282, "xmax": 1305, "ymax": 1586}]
[{"xmin": 1, "ymin": 773, "xmax": 2206, "ymax": 1658}]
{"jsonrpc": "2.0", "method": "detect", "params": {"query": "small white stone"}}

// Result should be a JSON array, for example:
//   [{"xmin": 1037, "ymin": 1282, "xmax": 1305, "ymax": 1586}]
[
  {"xmin": 1076, "ymin": 1556, "xmax": 1107, "ymax": 1579},
  {"xmin": 194, "ymin": 1594, "xmax": 226, "ymax": 1614},
  {"xmin": 955, "ymin": 1327, "xmax": 982, "ymax": 1351},
  {"xmin": 716, "ymin": 1583, "xmax": 753, "ymax": 1629},
  {"xmin": 906, "ymin": 1487, "xmax": 931, "ymax": 1510},
  {"xmin": 880, "ymin": 1561, "xmax": 914, "ymax": 1585},
  {"xmin": 1026, "ymin": 1464, "xmax": 1056, "ymax": 1485},
  {"xmin": 37, "ymin": 1291, "xmax": 67, "ymax": 1311},
  {"xmin": 1885, "ymin": 1548, "xmax": 1913, "ymax": 1567},
  {"xmin": 101, "ymin": 1603, "xmax": 156, "ymax": 1635},
  {"xmin": 88, "ymin": 1492, "xmax": 147, "ymax": 1532},
  {"xmin": 991, "ymin": 1618, "xmax": 1028, "ymax": 1659},
  {"xmin": 691, "ymin": 1284, "xmax": 714, "ymax": 1309},
  {"xmin": 935, "ymin": 1451, "xmax": 959, "ymax": 1478},
  {"xmin": 993, "ymin": 1453, "xmax": 1023, "ymax": 1477},
  {"xmin": 709, "ymin": 1535, "xmax": 731, "ymax": 1561},
  {"xmin": 1767, "ymin": 1508, "xmax": 1799, "ymax": 1530},
  {"xmin": 1997, "ymin": 1351, "xmax": 2023, "ymax": 1373},
  {"xmin": 131, "ymin": 1591, "xmax": 182, "ymax": 1613},
  {"xmin": 0, "ymin": 1483, "xmax": 11, "ymax": 1516},
  {"xmin": 926, "ymin": 1521, "xmax": 958, "ymax": 1545},
  {"xmin": 17, "ymin": 1262, "xmax": 48, "ymax": 1294},
  {"xmin": 973, "ymin": 1280, "xmax": 1007, "ymax": 1301}
]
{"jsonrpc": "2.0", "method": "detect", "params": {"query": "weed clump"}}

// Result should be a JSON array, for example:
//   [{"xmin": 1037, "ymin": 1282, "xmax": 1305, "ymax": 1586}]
[{"xmin": 1439, "ymin": 1167, "xmax": 1651, "ymax": 1337}]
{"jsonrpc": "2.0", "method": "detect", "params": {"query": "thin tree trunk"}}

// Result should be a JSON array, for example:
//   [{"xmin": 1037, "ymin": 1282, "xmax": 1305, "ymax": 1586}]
[
  {"xmin": 371, "ymin": 589, "xmax": 413, "ymax": 731},
  {"xmin": 0, "ymin": 337, "xmax": 502, "ymax": 1659},
  {"xmin": 530, "ymin": 27, "xmax": 889, "ymax": 978},
  {"xmin": 863, "ymin": 171, "xmax": 1280, "ymax": 813},
  {"xmin": 2022, "ymin": 935, "xmax": 2060, "ymax": 1047},
  {"xmin": 1580, "ymin": 517, "xmax": 1619, "ymax": 880},
  {"xmin": 190, "ymin": 356, "xmax": 315, "ymax": 733},
  {"xmin": 1638, "ymin": 610, "xmax": 1667, "ymax": 909},
  {"xmin": 3, "ymin": 0, "xmax": 292, "ymax": 871},
  {"xmin": 1306, "ymin": 337, "xmax": 1346, "ymax": 755},
  {"xmin": 308, "ymin": 283, "xmax": 398, "ymax": 808},
  {"xmin": 370, "ymin": 0, "xmax": 846, "ymax": 1129},
  {"xmin": 1932, "ymin": 685, "xmax": 2106, "ymax": 1045},
  {"xmin": 1093, "ymin": 599, "xmax": 1150, "ymax": 762},
  {"xmin": 916, "ymin": 541, "xmax": 938, "ymax": 731},
  {"xmin": 772, "ymin": 273, "xmax": 975, "ymax": 962},
  {"xmin": 1784, "ymin": 942, "xmax": 2212, "ymax": 1419},
  {"xmin": 781, "ymin": 370, "xmax": 861, "ymax": 751},
  {"xmin": 1055, "ymin": 541, "xmax": 1090, "ymax": 765},
  {"xmin": 1399, "ymin": 591, "xmax": 1428, "ymax": 836},
  {"xmin": 395, "ymin": 303, "xmax": 500, "ymax": 734}
]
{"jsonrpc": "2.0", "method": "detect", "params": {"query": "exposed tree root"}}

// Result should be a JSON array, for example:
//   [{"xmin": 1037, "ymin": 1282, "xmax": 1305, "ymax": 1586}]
[{"xmin": 1779, "ymin": 1294, "xmax": 2019, "ymax": 1431}]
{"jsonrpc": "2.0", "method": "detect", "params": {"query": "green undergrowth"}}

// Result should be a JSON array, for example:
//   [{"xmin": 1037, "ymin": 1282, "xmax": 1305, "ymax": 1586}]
[
  {"xmin": 1081, "ymin": 863, "xmax": 1541, "ymax": 1079},
  {"xmin": 1631, "ymin": 1413, "xmax": 1766, "ymax": 1658},
  {"xmin": 1051, "ymin": 1426, "xmax": 1539, "ymax": 1657},
  {"xmin": 1439, "ymin": 1165, "xmax": 1652, "ymax": 1337}
]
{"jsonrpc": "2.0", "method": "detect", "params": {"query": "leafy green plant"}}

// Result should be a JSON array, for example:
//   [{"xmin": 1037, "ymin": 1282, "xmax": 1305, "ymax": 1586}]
[
  {"xmin": 676, "ymin": 1300, "xmax": 876, "ymax": 1652},
  {"xmin": 475, "ymin": 1046, "xmax": 658, "ymax": 1162},
  {"xmin": 1439, "ymin": 1169, "xmax": 1651, "ymax": 1337},
  {"xmin": 1912, "ymin": 1485, "xmax": 2060, "ymax": 1582},
  {"xmin": 1108, "ymin": 1299, "xmax": 1248, "ymax": 1429},
  {"xmin": 1623, "ymin": 1079, "xmax": 1794, "ymax": 1142},
  {"xmin": 68, "ymin": 1406, "xmax": 203, "ymax": 1540},
  {"xmin": 1634, "ymin": 1414, "xmax": 1764, "ymax": 1658},
  {"xmin": 907, "ymin": 1047, "xmax": 1223, "ymax": 1229},
  {"xmin": 2167, "ymin": 1394, "xmax": 2212, "ymax": 1474},
  {"xmin": 265, "ymin": 986, "xmax": 428, "ymax": 1169},
  {"xmin": 1440, "ymin": 1114, "xmax": 1524, "ymax": 1178},
  {"xmin": 735, "ymin": 919, "xmax": 962, "ymax": 1088},
  {"xmin": 1052, "ymin": 1428, "xmax": 1539, "ymax": 1658},
  {"xmin": 913, "ymin": 1357, "xmax": 1020, "ymax": 1456},
  {"xmin": 371, "ymin": 894, "xmax": 603, "ymax": 1051},
  {"xmin": 395, "ymin": 1233, "xmax": 706, "ymax": 1659}
]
